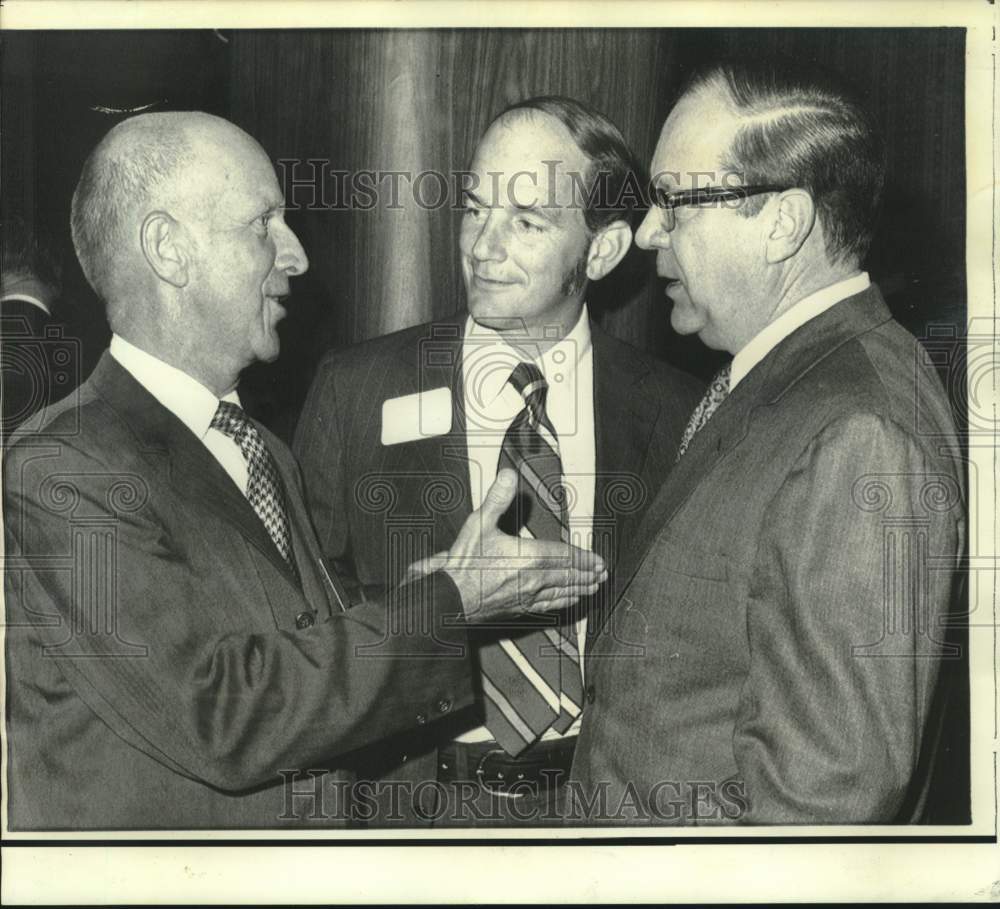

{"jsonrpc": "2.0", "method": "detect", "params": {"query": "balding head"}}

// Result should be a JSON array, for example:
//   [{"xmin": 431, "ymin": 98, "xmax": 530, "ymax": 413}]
[
  {"xmin": 70, "ymin": 112, "xmax": 262, "ymax": 322},
  {"xmin": 71, "ymin": 111, "xmax": 308, "ymax": 394}
]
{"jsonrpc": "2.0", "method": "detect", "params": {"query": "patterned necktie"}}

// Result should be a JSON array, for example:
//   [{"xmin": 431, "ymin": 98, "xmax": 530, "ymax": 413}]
[
  {"xmin": 677, "ymin": 362, "xmax": 732, "ymax": 459},
  {"xmin": 210, "ymin": 400, "xmax": 296, "ymax": 570},
  {"xmin": 478, "ymin": 362, "xmax": 586, "ymax": 756}
]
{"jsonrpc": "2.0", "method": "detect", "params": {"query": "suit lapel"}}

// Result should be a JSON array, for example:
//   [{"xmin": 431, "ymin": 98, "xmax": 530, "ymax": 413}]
[
  {"xmin": 91, "ymin": 353, "xmax": 300, "ymax": 586},
  {"xmin": 262, "ymin": 423, "xmax": 347, "ymax": 613},
  {"xmin": 590, "ymin": 322, "xmax": 661, "ymax": 568},
  {"xmin": 391, "ymin": 319, "xmax": 472, "ymax": 545},
  {"xmin": 609, "ymin": 285, "xmax": 896, "ymax": 602}
]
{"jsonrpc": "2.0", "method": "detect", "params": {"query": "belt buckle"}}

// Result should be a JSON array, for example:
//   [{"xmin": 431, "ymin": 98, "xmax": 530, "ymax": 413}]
[{"xmin": 474, "ymin": 747, "xmax": 524, "ymax": 800}]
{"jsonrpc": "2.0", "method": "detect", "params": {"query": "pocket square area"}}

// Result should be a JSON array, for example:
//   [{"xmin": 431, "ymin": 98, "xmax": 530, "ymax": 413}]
[{"xmin": 381, "ymin": 386, "xmax": 452, "ymax": 445}]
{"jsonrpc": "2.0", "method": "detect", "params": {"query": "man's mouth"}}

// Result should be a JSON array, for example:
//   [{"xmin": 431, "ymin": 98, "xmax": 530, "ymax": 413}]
[{"xmin": 472, "ymin": 272, "xmax": 514, "ymax": 288}]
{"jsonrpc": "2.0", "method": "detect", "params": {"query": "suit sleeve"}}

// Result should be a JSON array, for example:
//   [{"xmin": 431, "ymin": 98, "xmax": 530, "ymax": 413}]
[
  {"xmin": 4, "ymin": 439, "xmax": 475, "ymax": 793},
  {"xmin": 733, "ymin": 412, "xmax": 963, "ymax": 823},
  {"xmin": 293, "ymin": 354, "xmax": 353, "ymax": 570}
]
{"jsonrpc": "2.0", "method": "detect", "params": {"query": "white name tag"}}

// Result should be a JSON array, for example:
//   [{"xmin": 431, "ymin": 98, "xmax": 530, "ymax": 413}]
[{"xmin": 381, "ymin": 387, "xmax": 452, "ymax": 445}]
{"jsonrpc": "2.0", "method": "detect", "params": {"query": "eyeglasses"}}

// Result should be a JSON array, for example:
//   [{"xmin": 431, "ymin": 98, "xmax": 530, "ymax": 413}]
[{"xmin": 650, "ymin": 184, "xmax": 789, "ymax": 231}]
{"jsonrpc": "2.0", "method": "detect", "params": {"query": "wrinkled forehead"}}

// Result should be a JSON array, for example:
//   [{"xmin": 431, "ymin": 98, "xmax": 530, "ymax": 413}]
[
  {"xmin": 650, "ymin": 86, "xmax": 742, "ymax": 192},
  {"xmin": 466, "ymin": 112, "xmax": 591, "ymax": 211}
]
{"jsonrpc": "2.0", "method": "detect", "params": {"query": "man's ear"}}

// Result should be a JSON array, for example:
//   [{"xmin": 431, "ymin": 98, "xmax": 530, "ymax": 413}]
[
  {"xmin": 140, "ymin": 211, "xmax": 189, "ymax": 288},
  {"xmin": 585, "ymin": 220, "xmax": 633, "ymax": 281},
  {"xmin": 764, "ymin": 189, "xmax": 816, "ymax": 264}
]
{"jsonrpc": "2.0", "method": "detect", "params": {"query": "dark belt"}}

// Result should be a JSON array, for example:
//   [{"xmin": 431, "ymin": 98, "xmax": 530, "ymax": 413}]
[{"xmin": 437, "ymin": 736, "xmax": 577, "ymax": 796}]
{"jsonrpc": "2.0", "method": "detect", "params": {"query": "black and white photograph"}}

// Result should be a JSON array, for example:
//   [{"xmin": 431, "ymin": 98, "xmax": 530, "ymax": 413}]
[{"xmin": 0, "ymin": 0, "xmax": 995, "ymax": 903}]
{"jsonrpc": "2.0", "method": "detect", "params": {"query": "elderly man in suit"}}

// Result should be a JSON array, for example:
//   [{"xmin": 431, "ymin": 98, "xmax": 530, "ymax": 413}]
[
  {"xmin": 567, "ymin": 59, "xmax": 966, "ymax": 825},
  {"xmin": 2, "ymin": 111, "xmax": 606, "ymax": 830},
  {"xmin": 294, "ymin": 96, "xmax": 700, "ymax": 826}
]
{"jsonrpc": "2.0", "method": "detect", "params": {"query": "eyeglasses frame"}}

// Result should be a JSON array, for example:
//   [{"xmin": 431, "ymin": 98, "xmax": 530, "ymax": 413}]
[{"xmin": 650, "ymin": 184, "xmax": 790, "ymax": 231}]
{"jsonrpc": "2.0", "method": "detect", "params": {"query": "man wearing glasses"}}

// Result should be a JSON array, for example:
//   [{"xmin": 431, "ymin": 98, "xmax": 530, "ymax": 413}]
[{"xmin": 568, "ymin": 59, "xmax": 965, "ymax": 824}]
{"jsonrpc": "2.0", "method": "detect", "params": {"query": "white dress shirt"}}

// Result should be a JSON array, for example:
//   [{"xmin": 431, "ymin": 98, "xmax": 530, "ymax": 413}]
[
  {"xmin": 109, "ymin": 334, "xmax": 249, "ymax": 494},
  {"xmin": 730, "ymin": 271, "xmax": 871, "ymax": 390},
  {"xmin": 457, "ymin": 305, "xmax": 596, "ymax": 743}
]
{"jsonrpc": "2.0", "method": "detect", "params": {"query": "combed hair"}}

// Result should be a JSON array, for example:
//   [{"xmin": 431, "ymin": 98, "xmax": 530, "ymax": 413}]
[
  {"xmin": 684, "ymin": 58, "xmax": 886, "ymax": 266},
  {"xmin": 494, "ymin": 95, "xmax": 646, "ymax": 233},
  {"xmin": 70, "ymin": 119, "xmax": 194, "ymax": 302},
  {"xmin": 1, "ymin": 214, "xmax": 63, "ymax": 294}
]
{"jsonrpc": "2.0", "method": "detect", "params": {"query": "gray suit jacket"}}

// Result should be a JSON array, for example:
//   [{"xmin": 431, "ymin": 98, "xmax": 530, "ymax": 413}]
[
  {"xmin": 4, "ymin": 352, "xmax": 477, "ymax": 829},
  {"xmin": 569, "ymin": 285, "xmax": 966, "ymax": 825},
  {"xmin": 293, "ymin": 316, "xmax": 702, "ymax": 822}
]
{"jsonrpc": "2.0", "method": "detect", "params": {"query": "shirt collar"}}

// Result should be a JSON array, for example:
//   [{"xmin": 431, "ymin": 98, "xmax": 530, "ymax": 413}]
[
  {"xmin": 109, "ymin": 334, "xmax": 241, "ymax": 441},
  {"xmin": 730, "ymin": 271, "xmax": 870, "ymax": 390},
  {"xmin": 1, "ymin": 292, "xmax": 51, "ymax": 315},
  {"xmin": 462, "ymin": 304, "xmax": 592, "ymax": 406}
]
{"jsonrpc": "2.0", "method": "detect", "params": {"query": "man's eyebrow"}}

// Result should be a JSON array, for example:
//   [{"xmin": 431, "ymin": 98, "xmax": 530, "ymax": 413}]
[{"xmin": 512, "ymin": 201, "xmax": 561, "ymax": 224}]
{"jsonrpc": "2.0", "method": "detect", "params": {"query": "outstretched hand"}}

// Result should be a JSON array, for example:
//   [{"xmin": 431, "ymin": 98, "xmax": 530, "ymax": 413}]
[{"xmin": 405, "ymin": 469, "xmax": 607, "ymax": 622}]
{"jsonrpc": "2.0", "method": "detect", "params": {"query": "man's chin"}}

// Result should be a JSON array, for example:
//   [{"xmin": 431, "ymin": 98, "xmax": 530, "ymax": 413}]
[
  {"xmin": 470, "ymin": 312, "xmax": 514, "ymax": 331},
  {"xmin": 669, "ymin": 305, "xmax": 705, "ymax": 339},
  {"xmin": 467, "ymin": 301, "xmax": 520, "ymax": 332}
]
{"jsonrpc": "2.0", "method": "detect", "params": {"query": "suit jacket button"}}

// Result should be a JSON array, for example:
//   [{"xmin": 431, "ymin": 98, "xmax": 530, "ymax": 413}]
[
  {"xmin": 585, "ymin": 684, "xmax": 596, "ymax": 704},
  {"xmin": 437, "ymin": 699, "xmax": 452, "ymax": 713},
  {"xmin": 295, "ymin": 611, "xmax": 315, "ymax": 630},
  {"xmin": 416, "ymin": 713, "xmax": 427, "ymax": 725}
]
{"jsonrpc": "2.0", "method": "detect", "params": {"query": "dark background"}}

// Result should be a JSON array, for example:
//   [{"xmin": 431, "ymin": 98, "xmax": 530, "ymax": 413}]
[{"xmin": 0, "ymin": 28, "xmax": 970, "ymax": 824}]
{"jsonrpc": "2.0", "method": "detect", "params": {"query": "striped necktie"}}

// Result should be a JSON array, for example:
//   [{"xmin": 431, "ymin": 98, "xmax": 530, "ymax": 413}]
[
  {"xmin": 210, "ymin": 400, "xmax": 296, "ymax": 571},
  {"xmin": 478, "ymin": 362, "xmax": 586, "ymax": 756},
  {"xmin": 677, "ymin": 362, "xmax": 732, "ymax": 459}
]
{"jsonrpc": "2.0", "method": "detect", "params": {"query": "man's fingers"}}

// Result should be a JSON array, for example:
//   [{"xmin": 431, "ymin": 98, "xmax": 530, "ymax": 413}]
[
  {"xmin": 525, "ymin": 595, "xmax": 578, "ymax": 614},
  {"xmin": 404, "ymin": 552, "xmax": 449, "ymax": 582},
  {"xmin": 518, "ymin": 539, "xmax": 607, "ymax": 574},
  {"xmin": 478, "ymin": 468, "xmax": 519, "ymax": 529},
  {"xmin": 521, "ymin": 565, "xmax": 607, "ymax": 594}
]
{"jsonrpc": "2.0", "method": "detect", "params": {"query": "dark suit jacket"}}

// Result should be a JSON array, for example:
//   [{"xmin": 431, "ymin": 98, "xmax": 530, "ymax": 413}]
[
  {"xmin": 570, "ymin": 286, "xmax": 966, "ymax": 825},
  {"xmin": 3, "ymin": 352, "xmax": 477, "ymax": 830},
  {"xmin": 293, "ymin": 315, "xmax": 702, "ymax": 823}
]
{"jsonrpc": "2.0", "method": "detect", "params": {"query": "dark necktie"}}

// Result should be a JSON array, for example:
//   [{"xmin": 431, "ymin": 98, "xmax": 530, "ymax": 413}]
[
  {"xmin": 210, "ymin": 400, "xmax": 296, "ymax": 570},
  {"xmin": 677, "ymin": 362, "xmax": 732, "ymax": 459},
  {"xmin": 478, "ymin": 362, "xmax": 585, "ymax": 756}
]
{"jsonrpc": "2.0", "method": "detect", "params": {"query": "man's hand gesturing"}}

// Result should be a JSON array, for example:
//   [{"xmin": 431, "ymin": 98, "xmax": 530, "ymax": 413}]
[{"xmin": 406, "ymin": 469, "xmax": 608, "ymax": 622}]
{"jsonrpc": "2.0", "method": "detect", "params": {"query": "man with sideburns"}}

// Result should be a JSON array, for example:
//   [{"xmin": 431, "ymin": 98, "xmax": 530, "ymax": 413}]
[
  {"xmin": 3, "ymin": 111, "xmax": 605, "ymax": 829},
  {"xmin": 295, "ymin": 96, "xmax": 700, "ymax": 826}
]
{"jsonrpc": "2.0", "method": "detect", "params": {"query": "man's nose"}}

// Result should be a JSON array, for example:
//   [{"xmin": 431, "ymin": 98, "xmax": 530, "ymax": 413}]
[
  {"xmin": 470, "ymin": 211, "xmax": 505, "ymax": 262},
  {"xmin": 634, "ymin": 206, "xmax": 670, "ymax": 251},
  {"xmin": 275, "ymin": 220, "xmax": 309, "ymax": 276}
]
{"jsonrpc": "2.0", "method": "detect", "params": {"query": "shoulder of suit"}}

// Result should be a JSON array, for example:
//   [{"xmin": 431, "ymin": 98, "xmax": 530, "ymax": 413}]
[
  {"xmin": 778, "ymin": 317, "xmax": 956, "ymax": 440},
  {"xmin": 4, "ymin": 381, "xmax": 114, "ymax": 474},
  {"xmin": 312, "ymin": 318, "xmax": 460, "ymax": 376},
  {"xmin": 593, "ymin": 325, "xmax": 704, "ymax": 401}
]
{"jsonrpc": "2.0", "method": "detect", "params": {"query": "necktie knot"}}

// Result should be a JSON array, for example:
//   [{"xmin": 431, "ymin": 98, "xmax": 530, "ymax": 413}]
[
  {"xmin": 508, "ymin": 362, "xmax": 547, "ymax": 425},
  {"xmin": 210, "ymin": 400, "xmax": 252, "ymax": 443}
]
